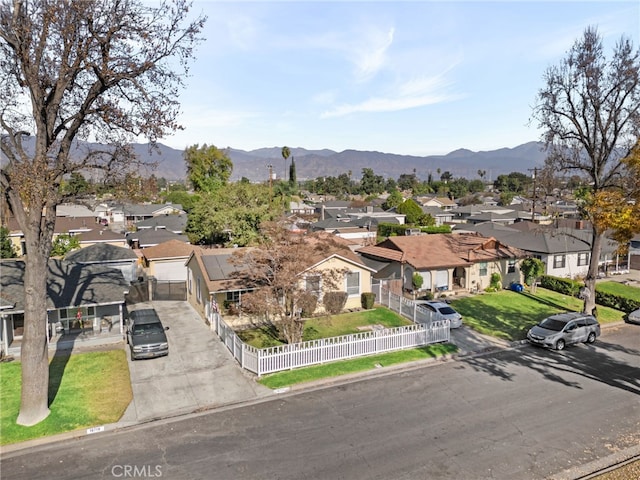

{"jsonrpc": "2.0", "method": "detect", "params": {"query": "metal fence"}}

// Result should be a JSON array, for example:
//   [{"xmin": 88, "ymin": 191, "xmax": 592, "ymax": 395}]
[
  {"xmin": 208, "ymin": 291, "xmax": 450, "ymax": 376},
  {"xmin": 152, "ymin": 280, "xmax": 187, "ymax": 301}
]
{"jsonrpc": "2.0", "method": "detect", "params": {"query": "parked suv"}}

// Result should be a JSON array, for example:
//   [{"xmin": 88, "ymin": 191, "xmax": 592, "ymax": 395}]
[
  {"xmin": 527, "ymin": 312, "xmax": 600, "ymax": 350},
  {"xmin": 126, "ymin": 307, "xmax": 169, "ymax": 360},
  {"xmin": 416, "ymin": 300, "xmax": 463, "ymax": 328}
]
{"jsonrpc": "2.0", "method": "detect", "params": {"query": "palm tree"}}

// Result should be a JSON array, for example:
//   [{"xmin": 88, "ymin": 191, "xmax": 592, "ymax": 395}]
[{"xmin": 281, "ymin": 146, "xmax": 291, "ymax": 182}]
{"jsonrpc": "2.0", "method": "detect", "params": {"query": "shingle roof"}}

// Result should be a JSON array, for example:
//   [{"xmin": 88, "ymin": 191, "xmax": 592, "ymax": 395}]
[
  {"xmin": 142, "ymin": 239, "xmax": 200, "ymax": 260},
  {"xmin": 134, "ymin": 214, "xmax": 188, "ymax": 232},
  {"xmin": 64, "ymin": 243, "xmax": 138, "ymax": 263},
  {"xmin": 0, "ymin": 259, "xmax": 129, "ymax": 313},
  {"xmin": 358, "ymin": 233, "xmax": 526, "ymax": 269}
]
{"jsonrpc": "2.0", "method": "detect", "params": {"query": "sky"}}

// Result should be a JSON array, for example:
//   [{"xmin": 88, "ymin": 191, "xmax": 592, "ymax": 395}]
[{"xmin": 160, "ymin": 0, "xmax": 640, "ymax": 157}]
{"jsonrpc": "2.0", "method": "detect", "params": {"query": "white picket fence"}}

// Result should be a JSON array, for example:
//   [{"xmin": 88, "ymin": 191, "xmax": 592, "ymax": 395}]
[{"xmin": 208, "ymin": 288, "xmax": 450, "ymax": 376}]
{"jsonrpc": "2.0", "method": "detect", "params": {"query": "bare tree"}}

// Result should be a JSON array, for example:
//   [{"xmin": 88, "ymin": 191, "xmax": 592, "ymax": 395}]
[
  {"xmin": 231, "ymin": 223, "xmax": 349, "ymax": 344},
  {"xmin": 532, "ymin": 26, "xmax": 640, "ymax": 314},
  {"xmin": 0, "ymin": 0, "xmax": 205, "ymax": 426}
]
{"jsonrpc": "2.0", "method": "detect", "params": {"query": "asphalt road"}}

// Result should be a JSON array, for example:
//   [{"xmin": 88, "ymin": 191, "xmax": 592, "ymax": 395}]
[{"xmin": 2, "ymin": 324, "xmax": 639, "ymax": 480}]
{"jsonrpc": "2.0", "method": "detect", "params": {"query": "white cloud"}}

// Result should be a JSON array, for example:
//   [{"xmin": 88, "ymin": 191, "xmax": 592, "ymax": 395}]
[
  {"xmin": 352, "ymin": 26, "xmax": 395, "ymax": 81},
  {"xmin": 320, "ymin": 70, "xmax": 463, "ymax": 118}
]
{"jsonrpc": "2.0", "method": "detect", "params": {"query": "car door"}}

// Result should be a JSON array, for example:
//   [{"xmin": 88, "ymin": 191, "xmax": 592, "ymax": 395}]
[
  {"xmin": 574, "ymin": 318, "xmax": 590, "ymax": 342},
  {"xmin": 563, "ymin": 321, "xmax": 581, "ymax": 345}
]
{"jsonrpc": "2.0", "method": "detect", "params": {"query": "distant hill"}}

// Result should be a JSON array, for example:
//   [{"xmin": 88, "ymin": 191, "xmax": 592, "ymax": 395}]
[
  {"xmin": 2, "ymin": 137, "xmax": 548, "ymax": 182},
  {"xmin": 140, "ymin": 141, "xmax": 547, "ymax": 182}
]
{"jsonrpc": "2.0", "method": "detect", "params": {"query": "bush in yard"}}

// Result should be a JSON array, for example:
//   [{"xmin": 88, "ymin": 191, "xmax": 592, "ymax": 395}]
[
  {"xmin": 595, "ymin": 290, "xmax": 640, "ymax": 313},
  {"xmin": 298, "ymin": 292, "xmax": 318, "ymax": 318},
  {"xmin": 486, "ymin": 272, "xmax": 502, "ymax": 292},
  {"xmin": 417, "ymin": 291, "xmax": 434, "ymax": 301},
  {"xmin": 324, "ymin": 291, "xmax": 348, "ymax": 315},
  {"xmin": 540, "ymin": 275, "xmax": 582, "ymax": 297},
  {"xmin": 361, "ymin": 292, "xmax": 376, "ymax": 309},
  {"xmin": 412, "ymin": 272, "xmax": 424, "ymax": 291}
]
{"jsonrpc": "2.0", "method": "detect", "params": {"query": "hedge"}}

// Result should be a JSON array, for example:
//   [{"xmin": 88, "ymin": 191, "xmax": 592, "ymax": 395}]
[{"xmin": 539, "ymin": 275, "xmax": 640, "ymax": 313}]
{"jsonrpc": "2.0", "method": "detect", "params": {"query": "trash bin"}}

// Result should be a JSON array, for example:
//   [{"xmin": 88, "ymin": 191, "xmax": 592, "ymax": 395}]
[{"xmin": 511, "ymin": 283, "xmax": 524, "ymax": 292}]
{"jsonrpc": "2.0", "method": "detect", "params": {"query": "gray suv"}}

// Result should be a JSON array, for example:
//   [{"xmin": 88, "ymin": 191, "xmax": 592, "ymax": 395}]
[
  {"xmin": 527, "ymin": 312, "xmax": 600, "ymax": 350},
  {"xmin": 126, "ymin": 307, "xmax": 169, "ymax": 360}
]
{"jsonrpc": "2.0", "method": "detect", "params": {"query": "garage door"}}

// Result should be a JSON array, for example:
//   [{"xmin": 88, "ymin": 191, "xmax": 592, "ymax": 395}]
[{"xmin": 153, "ymin": 261, "xmax": 188, "ymax": 281}]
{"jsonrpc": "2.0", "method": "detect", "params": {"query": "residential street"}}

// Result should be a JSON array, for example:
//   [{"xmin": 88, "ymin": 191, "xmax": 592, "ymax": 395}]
[{"xmin": 2, "ymin": 323, "xmax": 639, "ymax": 480}]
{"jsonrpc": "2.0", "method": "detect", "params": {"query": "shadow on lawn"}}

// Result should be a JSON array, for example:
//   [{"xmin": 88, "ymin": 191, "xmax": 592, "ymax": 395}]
[{"xmin": 47, "ymin": 333, "xmax": 84, "ymax": 405}]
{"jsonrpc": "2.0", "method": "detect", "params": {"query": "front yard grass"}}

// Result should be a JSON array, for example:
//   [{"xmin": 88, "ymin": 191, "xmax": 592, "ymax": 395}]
[
  {"xmin": 0, "ymin": 349, "xmax": 132, "ymax": 446},
  {"xmin": 450, "ymin": 287, "xmax": 626, "ymax": 342},
  {"xmin": 258, "ymin": 343, "xmax": 458, "ymax": 389},
  {"xmin": 239, "ymin": 307, "xmax": 413, "ymax": 348},
  {"xmin": 596, "ymin": 280, "xmax": 640, "ymax": 301}
]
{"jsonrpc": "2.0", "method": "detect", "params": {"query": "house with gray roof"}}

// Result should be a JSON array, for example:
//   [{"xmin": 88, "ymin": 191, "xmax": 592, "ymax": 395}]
[
  {"xmin": 454, "ymin": 222, "xmax": 621, "ymax": 279},
  {"xmin": 134, "ymin": 213, "xmax": 188, "ymax": 234},
  {"xmin": 126, "ymin": 228, "xmax": 189, "ymax": 249},
  {"xmin": 65, "ymin": 243, "xmax": 140, "ymax": 282},
  {"xmin": 0, "ymin": 259, "xmax": 130, "ymax": 354}
]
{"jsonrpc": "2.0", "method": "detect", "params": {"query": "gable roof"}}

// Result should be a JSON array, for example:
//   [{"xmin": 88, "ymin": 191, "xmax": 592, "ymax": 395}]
[
  {"xmin": 134, "ymin": 214, "xmax": 188, "ymax": 233},
  {"xmin": 357, "ymin": 233, "xmax": 526, "ymax": 270},
  {"xmin": 126, "ymin": 229, "xmax": 190, "ymax": 248},
  {"xmin": 142, "ymin": 239, "xmax": 200, "ymax": 261},
  {"xmin": 64, "ymin": 243, "xmax": 138, "ymax": 263},
  {"xmin": 0, "ymin": 259, "xmax": 129, "ymax": 313}
]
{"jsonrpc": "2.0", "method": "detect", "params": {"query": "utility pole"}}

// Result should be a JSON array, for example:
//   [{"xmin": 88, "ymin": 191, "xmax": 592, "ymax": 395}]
[
  {"xmin": 267, "ymin": 164, "xmax": 273, "ymax": 201},
  {"xmin": 528, "ymin": 167, "xmax": 538, "ymax": 222}
]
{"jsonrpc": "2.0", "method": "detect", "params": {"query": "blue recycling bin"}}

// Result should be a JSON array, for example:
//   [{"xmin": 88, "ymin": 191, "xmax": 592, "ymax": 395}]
[{"xmin": 510, "ymin": 283, "xmax": 524, "ymax": 292}]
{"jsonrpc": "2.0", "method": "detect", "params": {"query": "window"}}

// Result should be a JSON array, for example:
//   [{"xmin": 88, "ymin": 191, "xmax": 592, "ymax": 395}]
[
  {"xmin": 305, "ymin": 275, "xmax": 321, "ymax": 295},
  {"xmin": 577, "ymin": 252, "xmax": 589, "ymax": 266},
  {"xmin": 479, "ymin": 262, "xmax": 488, "ymax": 276},
  {"xmin": 553, "ymin": 255, "xmax": 566, "ymax": 269},
  {"xmin": 345, "ymin": 271, "xmax": 360, "ymax": 296},
  {"xmin": 196, "ymin": 278, "xmax": 201, "ymax": 303},
  {"xmin": 226, "ymin": 291, "xmax": 241, "ymax": 303},
  {"xmin": 507, "ymin": 260, "xmax": 516, "ymax": 273}
]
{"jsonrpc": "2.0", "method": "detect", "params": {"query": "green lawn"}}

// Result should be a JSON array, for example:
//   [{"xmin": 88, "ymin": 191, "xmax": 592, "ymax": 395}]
[
  {"xmin": 258, "ymin": 343, "xmax": 458, "ymax": 389},
  {"xmin": 596, "ymin": 281, "xmax": 640, "ymax": 301},
  {"xmin": 0, "ymin": 349, "xmax": 132, "ymax": 446},
  {"xmin": 450, "ymin": 287, "xmax": 626, "ymax": 341},
  {"xmin": 239, "ymin": 307, "xmax": 412, "ymax": 348}
]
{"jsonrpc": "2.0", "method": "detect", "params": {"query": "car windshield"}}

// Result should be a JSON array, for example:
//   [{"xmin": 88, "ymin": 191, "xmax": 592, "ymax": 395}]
[
  {"xmin": 438, "ymin": 306, "xmax": 456, "ymax": 315},
  {"xmin": 132, "ymin": 323, "xmax": 164, "ymax": 335},
  {"xmin": 539, "ymin": 318, "xmax": 566, "ymax": 331}
]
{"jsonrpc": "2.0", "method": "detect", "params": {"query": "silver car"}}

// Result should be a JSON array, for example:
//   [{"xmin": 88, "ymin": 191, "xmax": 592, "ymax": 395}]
[
  {"xmin": 416, "ymin": 300, "xmax": 463, "ymax": 328},
  {"xmin": 527, "ymin": 312, "xmax": 600, "ymax": 350},
  {"xmin": 625, "ymin": 308, "xmax": 640, "ymax": 324}
]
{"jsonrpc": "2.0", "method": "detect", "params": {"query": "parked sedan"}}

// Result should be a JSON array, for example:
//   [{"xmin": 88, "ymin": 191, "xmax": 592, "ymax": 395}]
[
  {"xmin": 625, "ymin": 308, "xmax": 640, "ymax": 324},
  {"xmin": 527, "ymin": 312, "xmax": 600, "ymax": 350}
]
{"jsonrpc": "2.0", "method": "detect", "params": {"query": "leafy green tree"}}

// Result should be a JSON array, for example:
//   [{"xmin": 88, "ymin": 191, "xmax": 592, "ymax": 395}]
[
  {"xmin": 468, "ymin": 179, "xmax": 485, "ymax": 194},
  {"xmin": 185, "ymin": 144, "xmax": 233, "ymax": 193},
  {"xmin": 163, "ymin": 190, "xmax": 199, "ymax": 212},
  {"xmin": 397, "ymin": 173, "xmax": 418, "ymax": 192},
  {"xmin": 382, "ymin": 190, "xmax": 404, "ymax": 210},
  {"xmin": 0, "ymin": 0, "xmax": 205, "ymax": 426},
  {"xmin": 289, "ymin": 157, "xmax": 297, "ymax": 190},
  {"xmin": 186, "ymin": 183, "xmax": 280, "ymax": 246},
  {"xmin": 359, "ymin": 168, "xmax": 385, "ymax": 195},
  {"xmin": 0, "ymin": 226, "xmax": 17, "ymax": 258},
  {"xmin": 532, "ymin": 27, "xmax": 640, "ymax": 314},
  {"xmin": 50, "ymin": 234, "xmax": 80, "ymax": 257},
  {"xmin": 396, "ymin": 198, "xmax": 425, "ymax": 225},
  {"xmin": 520, "ymin": 258, "xmax": 545, "ymax": 292},
  {"xmin": 65, "ymin": 172, "xmax": 90, "ymax": 196},
  {"xmin": 499, "ymin": 191, "xmax": 515, "ymax": 206},
  {"xmin": 447, "ymin": 178, "xmax": 469, "ymax": 199}
]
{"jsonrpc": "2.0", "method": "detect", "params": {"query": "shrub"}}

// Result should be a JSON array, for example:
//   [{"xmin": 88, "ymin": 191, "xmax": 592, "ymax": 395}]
[
  {"xmin": 323, "ymin": 291, "xmax": 348, "ymax": 315},
  {"xmin": 298, "ymin": 292, "xmax": 318, "ymax": 317},
  {"xmin": 361, "ymin": 292, "xmax": 376, "ymax": 309},
  {"xmin": 490, "ymin": 272, "xmax": 502, "ymax": 290},
  {"xmin": 412, "ymin": 272, "xmax": 424, "ymax": 291},
  {"xmin": 417, "ymin": 291, "xmax": 434, "ymax": 301},
  {"xmin": 540, "ymin": 275, "xmax": 582, "ymax": 297}
]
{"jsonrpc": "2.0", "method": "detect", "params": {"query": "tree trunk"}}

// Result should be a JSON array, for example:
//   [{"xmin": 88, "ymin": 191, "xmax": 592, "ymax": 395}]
[
  {"xmin": 582, "ymin": 228, "xmax": 606, "ymax": 315},
  {"xmin": 17, "ymin": 250, "xmax": 51, "ymax": 426},
  {"xmin": 16, "ymin": 205, "xmax": 54, "ymax": 426}
]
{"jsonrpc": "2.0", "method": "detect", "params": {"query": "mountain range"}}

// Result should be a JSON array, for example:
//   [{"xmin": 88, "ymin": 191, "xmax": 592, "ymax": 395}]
[{"xmin": 133, "ymin": 141, "xmax": 547, "ymax": 183}]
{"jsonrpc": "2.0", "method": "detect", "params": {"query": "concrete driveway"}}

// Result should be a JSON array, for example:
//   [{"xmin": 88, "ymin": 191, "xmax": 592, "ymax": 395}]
[{"xmin": 121, "ymin": 301, "xmax": 271, "ymax": 424}]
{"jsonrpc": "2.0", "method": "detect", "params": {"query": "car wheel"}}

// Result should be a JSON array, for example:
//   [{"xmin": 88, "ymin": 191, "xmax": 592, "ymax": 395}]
[
  {"xmin": 555, "ymin": 339, "xmax": 566, "ymax": 351},
  {"xmin": 587, "ymin": 332, "xmax": 596, "ymax": 343}
]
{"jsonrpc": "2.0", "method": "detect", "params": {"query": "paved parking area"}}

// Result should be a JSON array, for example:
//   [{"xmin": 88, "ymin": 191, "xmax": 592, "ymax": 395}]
[{"xmin": 121, "ymin": 301, "xmax": 271, "ymax": 424}]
